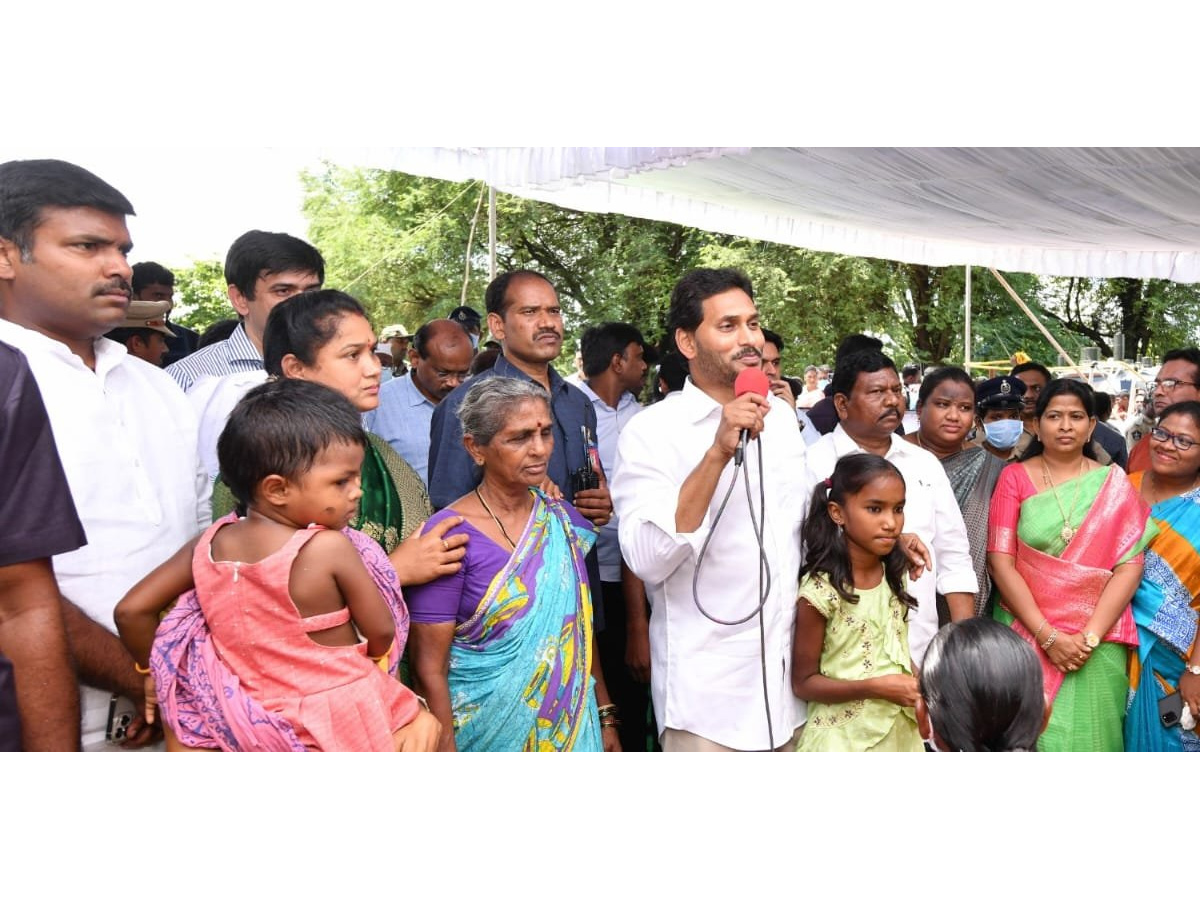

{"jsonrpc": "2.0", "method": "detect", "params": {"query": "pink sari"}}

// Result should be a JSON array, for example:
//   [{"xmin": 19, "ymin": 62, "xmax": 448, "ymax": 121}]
[{"xmin": 991, "ymin": 466, "xmax": 1148, "ymax": 700}]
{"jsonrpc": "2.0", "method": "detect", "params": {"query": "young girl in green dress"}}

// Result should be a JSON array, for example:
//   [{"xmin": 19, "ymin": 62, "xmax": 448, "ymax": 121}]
[{"xmin": 792, "ymin": 454, "xmax": 925, "ymax": 752}]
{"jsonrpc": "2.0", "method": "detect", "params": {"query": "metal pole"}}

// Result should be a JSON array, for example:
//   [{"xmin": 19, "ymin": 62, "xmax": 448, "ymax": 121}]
[
  {"xmin": 488, "ymin": 186, "xmax": 497, "ymax": 281},
  {"xmin": 989, "ymin": 267, "xmax": 1080, "ymax": 371},
  {"xmin": 964, "ymin": 264, "xmax": 972, "ymax": 371}
]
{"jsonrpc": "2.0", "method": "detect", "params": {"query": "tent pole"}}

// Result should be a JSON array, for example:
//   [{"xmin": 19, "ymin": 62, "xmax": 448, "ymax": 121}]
[
  {"xmin": 964, "ymin": 265, "xmax": 972, "ymax": 371},
  {"xmin": 488, "ymin": 187, "xmax": 497, "ymax": 281},
  {"xmin": 988, "ymin": 268, "xmax": 1080, "ymax": 371}
]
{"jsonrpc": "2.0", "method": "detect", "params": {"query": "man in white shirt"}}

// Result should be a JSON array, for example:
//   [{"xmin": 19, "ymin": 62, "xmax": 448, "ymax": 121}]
[
  {"xmin": 804, "ymin": 349, "xmax": 976, "ymax": 665},
  {"xmin": 0, "ymin": 158, "xmax": 210, "ymax": 750},
  {"xmin": 165, "ymin": 229, "xmax": 324, "ymax": 392},
  {"xmin": 365, "ymin": 318, "xmax": 473, "ymax": 485},
  {"xmin": 613, "ymin": 268, "xmax": 807, "ymax": 751}
]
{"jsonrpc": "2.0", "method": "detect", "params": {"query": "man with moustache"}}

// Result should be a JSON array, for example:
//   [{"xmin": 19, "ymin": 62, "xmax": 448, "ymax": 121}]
[
  {"xmin": 0, "ymin": 159, "xmax": 209, "ymax": 750},
  {"xmin": 1127, "ymin": 348, "xmax": 1200, "ymax": 473},
  {"xmin": 427, "ymin": 270, "xmax": 612, "ymax": 529},
  {"xmin": 612, "ymin": 268, "xmax": 808, "ymax": 751},
  {"xmin": 366, "ymin": 318, "xmax": 474, "ymax": 486},
  {"xmin": 804, "ymin": 349, "xmax": 976, "ymax": 666}
]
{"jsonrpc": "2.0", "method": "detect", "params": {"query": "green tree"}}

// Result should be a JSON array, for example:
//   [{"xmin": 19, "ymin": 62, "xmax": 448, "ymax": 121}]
[{"xmin": 172, "ymin": 259, "xmax": 231, "ymax": 334}]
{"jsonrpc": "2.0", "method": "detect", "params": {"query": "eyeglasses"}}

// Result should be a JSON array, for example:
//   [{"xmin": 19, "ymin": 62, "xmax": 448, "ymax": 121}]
[
  {"xmin": 1150, "ymin": 426, "xmax": 1198, "ymax": 451},
  {"xmin": 1149, "ymin": 379, "xmax": 1198, "ymax": 392}
]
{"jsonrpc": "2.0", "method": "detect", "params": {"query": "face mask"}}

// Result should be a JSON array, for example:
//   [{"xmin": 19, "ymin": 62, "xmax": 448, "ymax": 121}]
[
  {"xmin": 470, "ymin": 333, "xmax": 480, "ymax": 350},
  {"xmin": 983, "ymin": 418, "xmax": 1023, "ymax": 449}
]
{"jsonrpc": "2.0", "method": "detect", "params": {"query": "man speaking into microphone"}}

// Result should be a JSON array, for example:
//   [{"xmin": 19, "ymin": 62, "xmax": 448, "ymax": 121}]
[{"xmin": 612, "ymin": 268, "xmax": 808, "ymax": 751}]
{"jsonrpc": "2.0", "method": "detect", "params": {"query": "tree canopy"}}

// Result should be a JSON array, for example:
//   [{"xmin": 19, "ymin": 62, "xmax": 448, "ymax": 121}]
[{"xmin": 169, "ymin": 162, "xmax": 1200, "ymax": 377}]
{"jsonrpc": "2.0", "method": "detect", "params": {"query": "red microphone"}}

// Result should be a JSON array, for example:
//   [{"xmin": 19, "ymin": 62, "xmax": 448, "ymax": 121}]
[{"xmin": 733, "ymin": 367, "xmax": 771, "ymax": 466}]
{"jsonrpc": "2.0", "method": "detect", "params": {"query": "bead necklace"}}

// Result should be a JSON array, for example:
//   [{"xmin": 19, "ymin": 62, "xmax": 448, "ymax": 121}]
[
  {"xmin": 1040, "ymin": 456, "xmax": 1086, "ymax": 544},
  {"xmin": 474, "ymin": 486, "xmax": 519, "ymax": 549}
]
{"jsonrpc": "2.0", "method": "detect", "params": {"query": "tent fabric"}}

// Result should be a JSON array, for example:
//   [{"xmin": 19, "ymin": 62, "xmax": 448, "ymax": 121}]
[{"xmin": 343, "ymin": 147, "xmax": 1200, "ymax": 283}]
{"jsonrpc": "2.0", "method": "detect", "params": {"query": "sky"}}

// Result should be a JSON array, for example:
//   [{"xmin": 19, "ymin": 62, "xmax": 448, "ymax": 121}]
[{"xmin": 2, "ymin": 146, "xmax": 328, "ymax": 268}]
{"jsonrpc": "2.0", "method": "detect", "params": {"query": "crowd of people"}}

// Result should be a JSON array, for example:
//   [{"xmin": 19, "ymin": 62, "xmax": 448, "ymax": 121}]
[{"xmin": 2, "ymin": 157, "xmax": 1197, "ymax": 753}]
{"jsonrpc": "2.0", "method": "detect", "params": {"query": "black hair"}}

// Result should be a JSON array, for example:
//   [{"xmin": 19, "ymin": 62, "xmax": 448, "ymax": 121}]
[
  {"xmin": 197, "ymin": 318, "xmax": 240, "ymax": 349},
  {"xmin": 1160, "ymin": 348, "xmax": 1200, "ymax": 381},
  {"xmin": 105, "ymin": 327, "xmax": 160, "ymax": 345},
  {"xmin": 830, "ymin": 348, "xmax": 897, "ymax": 399},
  {"xmin": 919, "ymin": 618, "xmax": 1044, "ymax": 752},
  {"xmin": 800, "ymin": 454, "xmax": 916, "ymax": 609},
  {"xmin": 131, "ymin": 261, "xmax": 174, "ymax": 292},
  {"xmin": 1010, "ymin": 361, "xmax": 1053, "ymax": 383},
  {"xmin": 483, "ymin": 269, "xmax": 554, "ymax": 317},
  {"xmin": 580, "ymin": 322, "xmax": 647, "ymax": 378},
  {"xmin": 0, "ymin": 159, "xmax": 135, "ymax": 258},
  {"xmin": 218, "ymin": 378, "xmax": 367, "ymax": 510},
  {"xmin": 916, "ymin": 365, "xmax": 973, "ymax": 407},
  {"xmin": 1093, "ymin": 390, "xmax": 1113, "ymax": 421},
  {"xmin": 1157, "ymin": 400, "xmax": 1200, "ymax": 434},
  {"xmin": 666, "ymin": 268, "xmax": 754, "ymax": 338},
  {"xmin": 834, "ymin": 333, "xmax": 883, "ymax": 366},
  {"xmin": 262, "ymin": 289, "xmax": 368, "ymax": 376},
  {"xmin": 761, "ymin": 328, "xmax": 784, "ymax": 354},
  {"xmin": 470, "ymin": 346, "xmax": 501, "ymax": 375},
  {"xmin": 1017, "ymin": 378, "xmax": 1098, "ymax": 461},
  {"xmin": 653, "ymin": 349, "xmax": 689, "ymax": 400},
  {"xmin": 223, "ymin": 229, "xmax": 325, "ymax": 301}
]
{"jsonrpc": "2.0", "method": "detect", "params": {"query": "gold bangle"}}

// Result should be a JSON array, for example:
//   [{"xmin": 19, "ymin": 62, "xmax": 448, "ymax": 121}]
[
  {"xmin": 134, "ymin": 662, "xmax": 151, "ymax": 675},
  {"xmin": 1032, "ymin": 618, "xmax": 1050, "ymax": 643},
  {"xmin": 1040, "ymin": 629, "xmax": 1058, "ymax": 651}
]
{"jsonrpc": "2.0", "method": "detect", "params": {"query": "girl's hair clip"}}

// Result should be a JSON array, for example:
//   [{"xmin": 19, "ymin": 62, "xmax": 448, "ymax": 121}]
[{"xmin": 823, "ymin": 478, "xmax": 832, "ymax": 488}]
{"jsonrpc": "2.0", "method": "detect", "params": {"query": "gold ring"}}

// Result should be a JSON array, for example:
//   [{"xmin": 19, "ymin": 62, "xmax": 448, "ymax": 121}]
[{"xmin": 441, "ymin": 539, "xmax": 448, "ymax": 552}]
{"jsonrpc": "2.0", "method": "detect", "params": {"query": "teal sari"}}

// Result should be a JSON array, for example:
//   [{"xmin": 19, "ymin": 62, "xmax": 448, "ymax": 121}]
[{"xmin": 449, "ymin": 490, "xmax": 601, "ymax": 752}]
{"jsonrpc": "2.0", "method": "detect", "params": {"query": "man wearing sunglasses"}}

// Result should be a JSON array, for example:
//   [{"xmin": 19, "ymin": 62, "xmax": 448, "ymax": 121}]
[{"xmin": 1128, "ymin": 348, "xmax": 1200, "ymax": 473}]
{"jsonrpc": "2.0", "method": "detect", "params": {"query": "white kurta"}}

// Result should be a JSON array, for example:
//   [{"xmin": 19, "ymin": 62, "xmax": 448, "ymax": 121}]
[{"xmin": 612, "ymin": 381, "xmax": 807, "ymax": 750}]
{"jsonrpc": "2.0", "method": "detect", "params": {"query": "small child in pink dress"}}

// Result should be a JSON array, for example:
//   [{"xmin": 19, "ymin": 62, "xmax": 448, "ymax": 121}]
[{"xmin": 116, "ymin": 379, "xmax": 437, "ymax": 751}]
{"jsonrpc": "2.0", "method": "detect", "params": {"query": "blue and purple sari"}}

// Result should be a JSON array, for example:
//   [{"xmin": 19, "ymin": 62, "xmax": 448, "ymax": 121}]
[{"xmin": 449, "ymin": 489, "xmax": 601, "ymax": 752}]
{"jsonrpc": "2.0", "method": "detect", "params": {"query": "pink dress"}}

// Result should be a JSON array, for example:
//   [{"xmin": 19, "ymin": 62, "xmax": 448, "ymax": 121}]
[{"xmin": 193, "ymin": 519, "xmax": 419, "ymax": 751}]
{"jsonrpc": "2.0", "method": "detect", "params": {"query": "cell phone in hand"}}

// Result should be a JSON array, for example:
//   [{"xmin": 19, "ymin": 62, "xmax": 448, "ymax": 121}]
[
  {"xmin": 1158, "ymin": 691, "xmax": 1184, "ymax": 728},
  {"xmin": 105, "ymin": 694, "xmax": 137, "ymax": 744}
]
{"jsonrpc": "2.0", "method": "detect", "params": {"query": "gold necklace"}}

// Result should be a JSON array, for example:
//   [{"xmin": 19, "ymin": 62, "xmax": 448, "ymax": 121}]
[
  {"xmin": 474, "ymin": 486, "xmax": 519, "ymax": 549},
  {"xmin": 1041, "ymin": 456, "xmax": 1086, "ymax": 544}
]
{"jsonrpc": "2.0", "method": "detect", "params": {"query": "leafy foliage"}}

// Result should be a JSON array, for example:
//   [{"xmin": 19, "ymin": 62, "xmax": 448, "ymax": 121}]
[{"xmin": 171, "ymin": 259, "xmax": 231, "ymax": 333}]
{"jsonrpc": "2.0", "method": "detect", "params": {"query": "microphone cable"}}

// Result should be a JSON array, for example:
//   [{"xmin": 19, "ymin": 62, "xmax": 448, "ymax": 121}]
[{"xmin": 691, "ymin": 432, "xmax": 775, "ymax": 751}]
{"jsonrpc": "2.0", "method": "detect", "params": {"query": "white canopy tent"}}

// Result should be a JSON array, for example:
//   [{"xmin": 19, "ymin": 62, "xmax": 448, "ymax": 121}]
[{"xmin": 329, "ymin": 147, "xmax": 1200, "ymax": 283}]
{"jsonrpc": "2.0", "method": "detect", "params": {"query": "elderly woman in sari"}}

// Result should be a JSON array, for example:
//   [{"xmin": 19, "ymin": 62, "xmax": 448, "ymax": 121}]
[
  {"xmin": 906, "ymin": 368, "xmax": 1016, "ymax": 618},
  {"xmin": 1125, "ymin": 400, "xmax": 1200, "ymax": 751},
  {"xmin": 987, "ymin": 379, "xmax": 1155, "ymax": 751},
  {"xmin": 405, "ymin": 378, "xmax": 618, "ymax": 751}
]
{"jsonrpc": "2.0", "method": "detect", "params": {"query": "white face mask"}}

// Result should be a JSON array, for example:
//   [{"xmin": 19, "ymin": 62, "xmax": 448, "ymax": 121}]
[
  {"xmin": 470, "ymin": 333, "xmax": 480, "ymax": 350},
  {"xmin": 983, "ymin": 418, "xmax": 1024, "ymax": 449}
]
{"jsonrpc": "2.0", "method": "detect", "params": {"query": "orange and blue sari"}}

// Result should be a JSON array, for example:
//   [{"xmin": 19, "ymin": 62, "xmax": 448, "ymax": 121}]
[
  {"xmin": 1125, "ymin": 473, "xmax": 1200, "ymax": 752},
  {"xmin": 449, "ymin": 490, "xmax": 601, "ymax": 752}
]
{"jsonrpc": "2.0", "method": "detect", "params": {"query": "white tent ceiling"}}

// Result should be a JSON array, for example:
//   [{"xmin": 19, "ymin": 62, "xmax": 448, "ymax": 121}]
[{"xmin": 333, "ymin": 147, "xmax": 1200, "ymax": 283}]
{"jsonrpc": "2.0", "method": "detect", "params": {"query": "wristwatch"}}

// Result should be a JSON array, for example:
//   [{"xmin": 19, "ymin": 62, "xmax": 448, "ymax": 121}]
[
  {"xmin": 1083, "ymin": 632, "xmax": 1101, "ymax": 650},
  {"xmin": 1185, "ymin": 664, "xmax": 1200, "ymax": 676}
]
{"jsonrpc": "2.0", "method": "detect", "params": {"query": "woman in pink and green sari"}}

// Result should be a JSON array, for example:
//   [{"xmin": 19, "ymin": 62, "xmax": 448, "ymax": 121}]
[
  {"xmin": 988, "ymin": 379, "xmax": 1155, "ymax": 751},
  {"xmin": 405, "ymin": 378, "xmax": 617, "ymax": 752}
]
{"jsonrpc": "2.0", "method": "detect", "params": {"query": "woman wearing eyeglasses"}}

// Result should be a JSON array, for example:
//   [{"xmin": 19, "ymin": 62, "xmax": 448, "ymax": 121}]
[
  {"xmin": 1125, "ymin": 401, "xmax": 1200, "ymax": 751},
  {"xmin": 987, "ymin": 379, "xmax": 1156, "ymax": 751}
]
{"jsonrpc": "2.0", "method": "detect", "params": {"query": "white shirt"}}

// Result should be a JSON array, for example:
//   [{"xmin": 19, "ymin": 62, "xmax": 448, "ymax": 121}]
[
  {"xmin": 0, "ymin": 321, "xmax": 210, "ymax": 749},
  {"xmin": 188, "ymin": 370, "xmax": 270, "ymax": 480},
  {"xmin": 613, "ymin": 380, "xmax": 807, "ymax": 750},
  {"xmin": 577, "ymin": 380, "xmax": 641, "ymax": 582},
  {"xmin": 803, "ymin": 424, "xmax": 977, "ymax": 664}
]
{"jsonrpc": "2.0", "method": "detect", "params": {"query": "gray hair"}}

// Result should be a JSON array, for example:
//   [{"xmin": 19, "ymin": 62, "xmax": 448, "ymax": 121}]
[{"xmin": 457, "ymin": 377, "xmax": 551, "ymax": 446}]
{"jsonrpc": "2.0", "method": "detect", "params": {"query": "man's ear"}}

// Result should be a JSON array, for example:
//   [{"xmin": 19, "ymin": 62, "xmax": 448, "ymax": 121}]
[
  {"xmin": 259, "ymin": 474, "xmax": 290, "ymax": 508},
  {"xmin": 487, "ymin": 311, "xmax": 505, "ymax": 344},
  {"xmin": 407, "ymin": 346, "xmax": 421, "ymax": 367},
  {"xmin": 675, "ymin": 328, "xmax": 696, "ymax": 361},
  {"xmin": 833, "ymin": 392, "xmax": 849, "ymax": 419},
  {"xmin": 0, "ymin": 237, "xmax": 18, "ymax": 280},
  {"xmin": 227, "ymin": 284, "xmax": 251, "ymax": 317}
]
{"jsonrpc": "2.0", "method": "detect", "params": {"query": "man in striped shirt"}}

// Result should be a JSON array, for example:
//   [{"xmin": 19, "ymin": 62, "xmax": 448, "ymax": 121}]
[{"xmin": 166, "ymin": 230, "xmax": 323, "ymax": 392}]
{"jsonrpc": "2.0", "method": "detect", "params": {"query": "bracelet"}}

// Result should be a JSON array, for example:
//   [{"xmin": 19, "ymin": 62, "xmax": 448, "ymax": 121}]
[
  {"xmin": 1032, "ymin": 618, "xmax": 1050, "ymax": 643},
  {"xmin": 600, "ymin": 720, "xmax": 620, "ymax": 729},
  {"xmin": 1040, "ymin": 628, "xmax": 1058, "ymax": 651},
  {"xmin": 596, "ymin": 703, "xmax": 618, "ymax": 715},
  {"xmin": 134, "ymin": 662, "xmax": 151, "ymax": 675}
]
